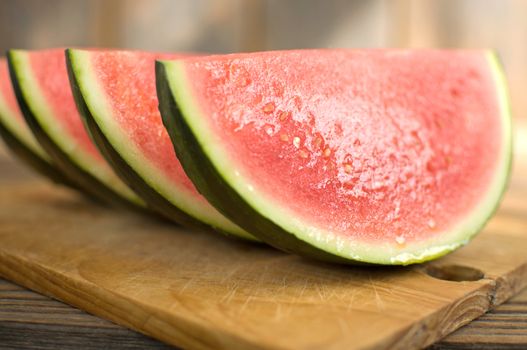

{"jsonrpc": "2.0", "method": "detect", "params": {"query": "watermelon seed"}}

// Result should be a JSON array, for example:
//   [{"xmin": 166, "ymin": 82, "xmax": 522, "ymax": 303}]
[
  {"xmin": 238, "ymin": 77, "xmax": 251, "ymax": 87},
  {"xmin": 262, "ymin": 102, "xmax": 275, "ymax": 114},
  {"xmin": 427, "ymin": 219, "xmax": 437, "ymax": 229},
  {"xmin": 344, "ymin": 164, "xmax": 353, "ymax": 174},
  {"xmin": 314, "ymin": 135, "xmax": 324, "ymax": 148},
  {"xmin": 372, "ymin": 180, "xmax": 384, "ymax": 190},
  {"xmin": 278, "ymin": 111, "xmax": 290, "ymax": 121},
  {"xmin": 299, "ymin": 150, "xmax": 309, "ymax": 159},
  {"xmin": 280, "ymin": 134, "xmax": 289, "ymax": 142},
  {"xmin": 393, "ymin": 201, "xmax": 401, "ymax": 218},
  {"xmin": 395, "ymin": 235, "xmax": 406, "ymax": 246},
  {"xmin": 293, "ymin": 136, "xmax": 301, "ymax": 148},
  {"xmin": 323, "ymin": 147, "xmax": 331, "ymax": 157}
]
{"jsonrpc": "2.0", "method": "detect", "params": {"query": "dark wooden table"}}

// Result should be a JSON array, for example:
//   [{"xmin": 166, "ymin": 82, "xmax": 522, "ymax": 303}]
[{"xmin": 1, "ymin": 153, "xmax": 527, "ymax": 350}]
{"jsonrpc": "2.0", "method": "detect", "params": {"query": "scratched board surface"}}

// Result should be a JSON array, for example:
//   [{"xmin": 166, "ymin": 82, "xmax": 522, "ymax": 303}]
[{"xmin": 0, "ymin": 151, "xmax": 527, "ymax": 350}]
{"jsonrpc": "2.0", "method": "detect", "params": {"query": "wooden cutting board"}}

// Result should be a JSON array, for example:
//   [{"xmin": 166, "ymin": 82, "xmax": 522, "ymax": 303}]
[{"xmin": 0, "ymin": 158, "xmax": 527, "ymax": 350}]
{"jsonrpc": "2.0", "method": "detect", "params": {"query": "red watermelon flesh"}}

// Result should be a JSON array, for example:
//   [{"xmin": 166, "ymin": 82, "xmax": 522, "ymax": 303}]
[
  {"xmin": 67, "ymin": 50, "xmax": 253, "ymax": 239},
  {"xmin": 28, "ymin": 49, "xmax": 102, "ymax": 161},
  {"xmin": 0, "ymin": 60, "xmax": 21, "ymax": 114},
  {"xmin": 186, "ymin": 51, "xmax": 502, "ymax": 241},
  {"xmin": 7, "ymin": 48, "xmax": 144, "ymax": 207},
  {"xmin": 0, "ymin": 58, "xmax": 61, "ymax": 176},
  {"xmin": 0, "ymin": 58, "xmax": 40, "ymax": 151},
  {"xmin": 92, "ymin": 52, "xmax": 198, "ymax": 192},
  {"xmin": 157, "ymin": 49, "xmax": 511, "ymax": 263}
]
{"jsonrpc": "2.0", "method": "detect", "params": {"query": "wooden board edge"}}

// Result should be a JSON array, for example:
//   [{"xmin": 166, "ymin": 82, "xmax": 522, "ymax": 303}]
[{"xmin": 1, "ymin": 248, "xmax": 527, "ymax": 350}]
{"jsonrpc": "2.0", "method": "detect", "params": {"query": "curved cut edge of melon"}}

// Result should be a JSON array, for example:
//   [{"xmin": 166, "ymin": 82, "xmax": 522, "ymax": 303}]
[
  {"xmin": 7, "ymin": 49, "xmax": 146, "ymax": 209},
  {"xmin": 156, "ymin": 53, "xmax": 512, "ymax": 265},
  {"xmin": 0, "ymin": 77, "xmax": 49, "ymax": 160},
  {"xmin": 0, "ymin": 72, "xmax": 73, "ymax": 185},
  {"xmin": 0, "ymin": 115, "xmax": 76, "ymax": 186},
  {"xmin": 66, "ymin": 49, "xmax": 257, "ymax": 241}
]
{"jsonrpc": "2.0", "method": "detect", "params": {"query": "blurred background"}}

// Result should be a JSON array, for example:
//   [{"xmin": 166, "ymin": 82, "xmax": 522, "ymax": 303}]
[{"xmin": 0, "ymin": 0, "xmax": 525, "ymax": 153}]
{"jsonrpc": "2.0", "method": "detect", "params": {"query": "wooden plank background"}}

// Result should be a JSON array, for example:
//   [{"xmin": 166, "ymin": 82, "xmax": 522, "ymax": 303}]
[{"xmin": 0, "ymin": 0, "xmax": 526, "ymax": 122}]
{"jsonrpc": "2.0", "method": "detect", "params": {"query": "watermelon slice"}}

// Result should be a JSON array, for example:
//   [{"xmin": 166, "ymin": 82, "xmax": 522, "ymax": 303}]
[
  {"xmin": 7, "ymin": 49, "xmax": 145, "ymax": 209},
  {"xmin": 0, "ymin": 58, "xmax": 73, "ymax": 185},
  {"xmin": 65, "ymin": 49, "xmax": 255, "ymax": 240},
  {"xmin": 156, "ymin": 49, "xmax": 512, "ymax": 264}
]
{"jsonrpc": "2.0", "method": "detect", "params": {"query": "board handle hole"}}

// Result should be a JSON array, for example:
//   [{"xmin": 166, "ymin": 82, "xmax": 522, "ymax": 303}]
[{"xmin": 424, "ymin": 264, "xmax": 485, "ymax": 282}]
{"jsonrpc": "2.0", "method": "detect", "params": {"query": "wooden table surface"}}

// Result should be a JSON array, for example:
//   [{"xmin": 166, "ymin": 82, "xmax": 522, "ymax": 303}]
[
  {"xmin": 1, "ymin": 276, "xmax": 526, "ymax": 350},
  {"xmin": 1, "ymin": 145, "xmax": 527, "ymax": 349}
]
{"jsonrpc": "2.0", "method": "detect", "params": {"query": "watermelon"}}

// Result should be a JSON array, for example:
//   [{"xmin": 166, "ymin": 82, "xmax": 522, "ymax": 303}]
[
  {"xmin": 66, "ymin": 49, "xmax": 255, "ymax": 240},
  {"xmin": 156, "ymin": 49, "xmax": 512, "ymax": 264},
  {"xmin": 0, "ymin": 58, "xmax": 73, "ymax": 185},
  {"xmin": 7, "ymin": 49, "xmax": 145, "ymax": 209}
]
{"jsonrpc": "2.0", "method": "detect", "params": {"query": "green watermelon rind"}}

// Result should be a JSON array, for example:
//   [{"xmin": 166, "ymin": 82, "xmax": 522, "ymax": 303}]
[
  {"xmin": 156, "ymin": 51, "xmax": 512, "ymax": 265},
  {"xmin": 0, "ymin": 77, "xmax": 49, "ymax": 160},
  {"xmin": 0, "ymin": 115, "xmax": 74, "ymax": 185},
  {"xmin": 0, "ymin": 74, "xmax": 75, "ymax": 185},
  {"xmin": 7, "ymin": 49, "xmax": 146, "ymax": 210},
  {"xmin": 65, "ymin": 49, "xmax": 256, "ymax": 241}
]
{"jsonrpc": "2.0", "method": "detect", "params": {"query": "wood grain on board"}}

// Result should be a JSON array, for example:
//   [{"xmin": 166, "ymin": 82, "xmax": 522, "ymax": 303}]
[
  {"xmin": 1, "ymin": 116, "xmax": 527, "ymax": 350},
  {"xmin": 0, "ymin": 278, "xmax": 172, "ymax": 350},
  {"xmin": 431, "ymin": 290, "xmax": 527, "ymax": 349},
  {"xmin": 2, "ymin": 276, "xmax": 527, "ymax": 350},
  {"xmin": 0, "ymin": 162, "xmax": 526, "ymax": 350}
]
